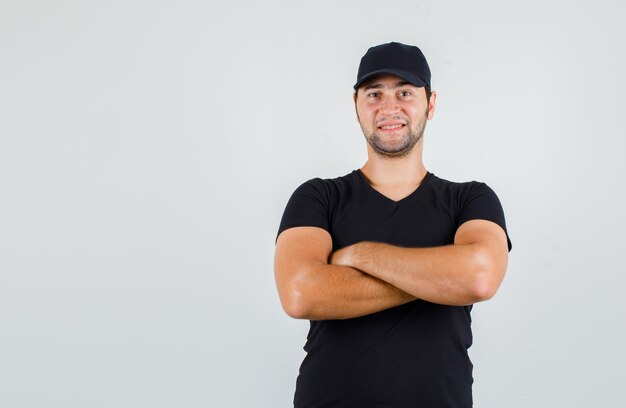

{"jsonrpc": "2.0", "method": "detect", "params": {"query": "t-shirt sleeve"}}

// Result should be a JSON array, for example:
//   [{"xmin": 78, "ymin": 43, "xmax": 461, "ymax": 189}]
[
  {"xmin": 276, "ymin": 178, "xmax": 331, "ymax": 241},
  {"xmin": 457, "ymin": 182, "xmax": 512, "ymax": 251}
]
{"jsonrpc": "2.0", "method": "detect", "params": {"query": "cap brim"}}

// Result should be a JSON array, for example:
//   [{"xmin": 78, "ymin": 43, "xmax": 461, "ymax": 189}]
[{"xmin": 353, "ymin": 68, "xmax": 428, "ymax": 90}]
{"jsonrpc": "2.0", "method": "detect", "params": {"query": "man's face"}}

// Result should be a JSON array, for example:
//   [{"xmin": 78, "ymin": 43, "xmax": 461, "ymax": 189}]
[{"xmin": 354, "ymin": 74, "xmax": 435, "ymax": 158}]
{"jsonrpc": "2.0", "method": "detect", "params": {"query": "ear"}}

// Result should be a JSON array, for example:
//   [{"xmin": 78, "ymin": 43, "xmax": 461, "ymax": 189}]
[
  {"xmin": 427, "ymin": 91, "xmax": 437, "ymax": 120},
  {"xmin": 353, "ymin": 92, "xmax": 360, "ymax": 122}
]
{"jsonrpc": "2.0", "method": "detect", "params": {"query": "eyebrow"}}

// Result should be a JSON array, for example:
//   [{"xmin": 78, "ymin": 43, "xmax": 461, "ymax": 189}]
[{"xmin": 362, "ymin": 80, "xmax": 412, "ymax": 91}]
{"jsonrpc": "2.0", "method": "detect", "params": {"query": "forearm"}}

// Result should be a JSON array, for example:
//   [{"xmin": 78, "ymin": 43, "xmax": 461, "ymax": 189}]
[
  {"xmin": 334, "ymin": 242, "xmax": 503, "ymax": 306},
  {"xmin": 278, "ymin": 261, "xmax": 415, "ymax": 320}
]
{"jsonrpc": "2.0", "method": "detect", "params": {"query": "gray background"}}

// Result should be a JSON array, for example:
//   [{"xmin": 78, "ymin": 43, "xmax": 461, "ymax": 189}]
[{"xmin": 1, "ymin": 0, "xmax": 625, "ymax": 406}]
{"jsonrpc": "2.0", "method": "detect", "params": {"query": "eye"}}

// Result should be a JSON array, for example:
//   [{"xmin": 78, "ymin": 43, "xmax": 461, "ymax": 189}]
[
  {"xmin": 399, "ymin": 91, "xmax": 412, "ymax": 97},
  {"xmin": 367, "ymin": 91, "xmax": 380, "ymax": 98}
]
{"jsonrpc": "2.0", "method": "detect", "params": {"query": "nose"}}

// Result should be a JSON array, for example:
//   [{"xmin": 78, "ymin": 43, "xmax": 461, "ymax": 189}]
[{"xmin": 379, "ymin": 95, "xmax": 400, "ymax": 114}]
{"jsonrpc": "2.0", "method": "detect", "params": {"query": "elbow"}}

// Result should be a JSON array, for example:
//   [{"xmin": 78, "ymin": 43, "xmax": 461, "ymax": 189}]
[
  {"xmin": 278, "ymin": 273, "xmax": 316, "ymax": 320},
  {"xmin": 281, "ymin": 289, "xmax": 312, "ymax": 320},
  {"xmin": 467, "ymin": 248, "xmax": 505, "ymax": 303},
  {"xmin": 468, "ymin": 275, "xmax": 498, "ymax": 303}
]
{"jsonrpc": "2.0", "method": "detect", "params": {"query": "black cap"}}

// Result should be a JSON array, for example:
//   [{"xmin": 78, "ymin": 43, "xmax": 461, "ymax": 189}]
[{"xmin": 354, "ymin": 42, "xmax": 431, "ymax": 90}]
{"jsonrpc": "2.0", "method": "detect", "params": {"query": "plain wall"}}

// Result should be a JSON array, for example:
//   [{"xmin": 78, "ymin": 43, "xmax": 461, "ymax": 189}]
[{"xmin": 1, "ymin": 0, "xmax": 625, "ymax": 406}]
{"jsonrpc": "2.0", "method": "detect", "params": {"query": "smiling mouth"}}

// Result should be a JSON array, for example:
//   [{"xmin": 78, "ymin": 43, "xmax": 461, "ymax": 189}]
[{"xmin": 378, "ymin": 124, "xmax": 406, "ymax": 131}]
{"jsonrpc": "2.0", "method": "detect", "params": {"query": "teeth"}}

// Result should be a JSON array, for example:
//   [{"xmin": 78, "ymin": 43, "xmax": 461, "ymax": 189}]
[{"xmin": 380, "ymin": 124, "xmax": 403, "ymax": 129}]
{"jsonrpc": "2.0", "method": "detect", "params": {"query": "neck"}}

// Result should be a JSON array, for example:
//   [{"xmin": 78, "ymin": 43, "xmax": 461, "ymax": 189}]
[{"xmin": 360, "ymin": 142, "xmax": 427, "ymax": 189}]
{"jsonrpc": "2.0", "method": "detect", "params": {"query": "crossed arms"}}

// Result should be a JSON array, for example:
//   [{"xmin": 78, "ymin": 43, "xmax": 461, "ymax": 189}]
[{"xmin": 274, "ymin": 219, "xmax": 509, "ymax": 320}]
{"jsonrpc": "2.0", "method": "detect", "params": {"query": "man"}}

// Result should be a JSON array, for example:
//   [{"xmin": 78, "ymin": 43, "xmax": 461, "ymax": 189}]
[{"xmin": 274, "ymin": 42, "xmax": 512, "ymax": 408}]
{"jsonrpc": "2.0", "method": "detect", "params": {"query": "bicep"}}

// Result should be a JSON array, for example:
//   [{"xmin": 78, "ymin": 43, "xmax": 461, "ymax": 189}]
[
  {"xmin": 274, "ymin": 226, "xmax": 333, "ymax": 292},
  {"xmin": 454, "ymin": 219, "xmax": 508, "ymax": 248},
  {"xmin": 454, "ymin": 219, "xmax": 509, "ymax": 280}
]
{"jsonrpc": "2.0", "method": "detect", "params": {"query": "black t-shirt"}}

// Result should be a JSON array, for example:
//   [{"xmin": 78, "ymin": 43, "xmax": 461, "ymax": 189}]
[{"xmin": 277, "ymin": 170, "xmax": 512, "ymax": 408}]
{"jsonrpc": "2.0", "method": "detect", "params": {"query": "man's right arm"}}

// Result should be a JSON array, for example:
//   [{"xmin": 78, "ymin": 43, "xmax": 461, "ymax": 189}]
[{"xmin": 274, "ymin": 226, "xmax": 415, "ymax": 320}]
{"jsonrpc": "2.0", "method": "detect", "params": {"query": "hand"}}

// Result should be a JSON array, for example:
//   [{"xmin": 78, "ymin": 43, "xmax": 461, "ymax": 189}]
[{"xmin": 329, "ymin": 244, "xmax": 356, "ymax": 267}]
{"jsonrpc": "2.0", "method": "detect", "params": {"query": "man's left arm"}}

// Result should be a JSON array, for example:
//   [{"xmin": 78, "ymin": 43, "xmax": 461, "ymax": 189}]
[{"xmin": 329, "ymin": 219, "xmax": 509, "ymax": 306}]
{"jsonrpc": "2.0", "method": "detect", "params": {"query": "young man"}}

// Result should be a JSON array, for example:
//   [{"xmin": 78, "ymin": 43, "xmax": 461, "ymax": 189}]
[{"xmin": 275, "ymin": 42, "xmax": 512, "ymax": 408}]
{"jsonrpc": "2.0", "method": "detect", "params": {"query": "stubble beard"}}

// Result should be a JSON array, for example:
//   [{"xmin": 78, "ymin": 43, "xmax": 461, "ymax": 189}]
[{"xmin": 360, "ymin": 114, "xmax": 428, "ymax": 158}]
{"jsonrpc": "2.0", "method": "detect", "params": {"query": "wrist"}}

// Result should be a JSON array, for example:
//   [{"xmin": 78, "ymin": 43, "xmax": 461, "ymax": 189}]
[{"xmin": 349, "ymin": 241, "xmax": 374, "ymax": 271}]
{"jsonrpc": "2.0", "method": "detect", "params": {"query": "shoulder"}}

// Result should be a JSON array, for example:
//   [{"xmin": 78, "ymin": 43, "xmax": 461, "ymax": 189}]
[
  {"xmin": 277, "ymin": 171, "xmax": 359, "ymax": 240},
  {"xmin": 291, "ymin": 170, "xmax": 359, "ymax": 201},
  {"xmin": 427, "ymin": 172, "xmax": 488, "ymax": 189},
  {"xmin": 427, "ymin": 173, "xmax": 499, "ymax": 202},
  {"xmin": 429, "ymin": 173, "xmax": 511, "ymax": 250}
]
